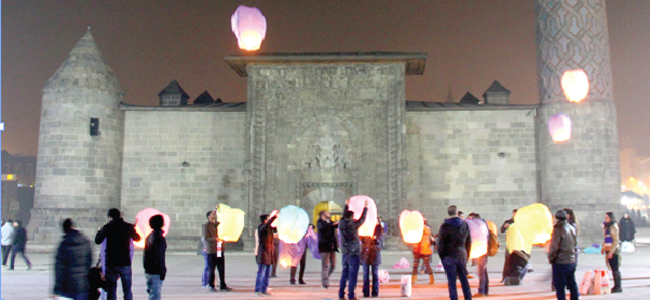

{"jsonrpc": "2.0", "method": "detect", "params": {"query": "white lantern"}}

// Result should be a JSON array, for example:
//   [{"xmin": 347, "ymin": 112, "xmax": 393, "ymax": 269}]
[
  {"xmin": 347, "ymin": 195, "xmax": 378, "ymax": 237},
  {"xmin": 561, "ymin": 69, "xmax": 589, "ymax": 102},
  {"xmin": 547, "ymin": 113, "xmax": 572, "ymax": 143},
  {"xmin": 277, "ymin": 205, "xmax": 310, "ymax": 244},
  {"xmin": 216, "ymin": 204, "xmax": 245, "ymax": 242},
  {"xmin": 231, "ymin": 5, "xmax": 267, "ymax": 51},
  {"xmin": 399, "ymin": 210, "xmax": 424, "ymax": 244}
]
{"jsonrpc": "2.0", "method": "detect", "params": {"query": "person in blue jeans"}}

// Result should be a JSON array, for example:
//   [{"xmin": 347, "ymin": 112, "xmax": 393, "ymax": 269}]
[
  {"xmin": 436, "ymin": 205, "xmax": 472, "ymax": 300},
  {"xmin": 255, "ymin": 211, "xmax": 278, "ymax": 297},
  {"xmin": 143, "ymin": 215, "xmax": 167, "ymax": 300},
  {"xmin": 548, "ymin": 209, "xmax": 579, "ymax": 300},
  {"xmin": 95, "ymin": 208, "xmax": 141, "ymax": 300},
  {"xmin": 338, "ymin": 198, "xmax": 368, "ymax": 300},
  {"xmin": 361, "ymin": 221, "xmax": 382, "ymax": 298}
]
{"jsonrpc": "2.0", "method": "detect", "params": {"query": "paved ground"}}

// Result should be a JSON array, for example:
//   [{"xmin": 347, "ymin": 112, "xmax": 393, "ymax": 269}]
[{"xmin": 2, "ymin": 227, "xmax": 650, "ymax": 300}]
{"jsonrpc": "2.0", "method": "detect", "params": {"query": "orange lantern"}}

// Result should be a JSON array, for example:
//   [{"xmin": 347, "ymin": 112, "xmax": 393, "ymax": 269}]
[
  {"xmin": 561, "ymin": 69, "xmax": 589, "ymax": 102},
  {"xmin": 231, "ymin": 5, "xmax": 267, "ymax": 51},
  {"xmin": 134, "ymin": 208, "xmax": 171, "ymax": 248},
  {"xmin": 216, "ymin": 204, "xmax": 245, "ymax": 242},
  {"xmin": 514, "ymin": 203, "xmax": 553, "ymax": 245},
  {"xmin": 548, "ymin": 113, "xmax": 571, "ymax": 143},
  {"xmin": 486, "ymin": 220, "xmax": 498, "ymax": 237},
  {"xmin": 466, "ymin": 219, "xmax": 489, "ymax": 259},
  {"xmin": 399, "ymin": 210, "xmax": 424, "ymax": 244},
  {"xmin": 347, "ymin": 195, "xmax": 378, "ymax": 237}
]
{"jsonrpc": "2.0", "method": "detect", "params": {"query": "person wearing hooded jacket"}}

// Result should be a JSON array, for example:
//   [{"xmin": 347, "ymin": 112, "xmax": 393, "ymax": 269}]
[
  {"xmin": 602, "ymin": 211, "xmax": 622, "ymax": 293},
  {"xmin": 436, "ymin": 205, "xmax": 472, "ymax": 300},
  {"xmin": 338, "ymin": 198, "xmax": 368, "ymax": 300},
  {"xmin": 53, "ymin": 219, "xmax": 93, "ymax": 300},
  {"xmin": 548, "ymin": 210, "xmax": 578, "ymax": 300}
]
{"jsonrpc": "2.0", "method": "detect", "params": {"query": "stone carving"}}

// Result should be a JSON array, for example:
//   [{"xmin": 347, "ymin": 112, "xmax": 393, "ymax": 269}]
[{"xmin": 304, "ymin": 124, "xmax": 350, "ymax": 174}]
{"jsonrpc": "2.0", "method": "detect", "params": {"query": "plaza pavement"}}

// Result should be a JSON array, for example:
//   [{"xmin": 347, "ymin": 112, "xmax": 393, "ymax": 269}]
[{"xmin": 2, "ymin": 227, "xmax": 650, "ymax": 300}]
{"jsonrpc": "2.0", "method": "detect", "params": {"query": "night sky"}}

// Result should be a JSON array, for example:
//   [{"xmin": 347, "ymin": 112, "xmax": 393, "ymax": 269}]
[{"xmin": 2, "ymin": 0, "xmax": 649, "ymax": 156}]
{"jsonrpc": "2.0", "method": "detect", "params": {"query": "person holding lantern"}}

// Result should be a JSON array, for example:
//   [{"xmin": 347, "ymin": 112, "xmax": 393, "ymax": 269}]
[
  {"xmin": 202, "ymin": 210, "xmax": 232, "ymax": 292},
  {"xmin": 436, "ymin": 205, "xmax": 472, "ymax": 300},
  {"xmin": 360, "ymin": 219, "xmax": 383, "ymax": 298},
  {"xmin": 317, "ymin": 209, "xmax": 339, "ymax": 289},
  {"xmin": 338, "ymin": 198, "xmax": 369, "ymax": 300},
  {"xmin": 412, "ymin": 219, "xmax": 434, "ymax": 285},
  {"xmin": 602, "ymin": 211, "xmax": 622, "ymax": 293},
  {"xmin": 548, "ymin": 209, "xmax": 578, "ymax": 300},
  {"xmin": 255, "ymin": 211, "xmax": 279, "ymax": 297}
]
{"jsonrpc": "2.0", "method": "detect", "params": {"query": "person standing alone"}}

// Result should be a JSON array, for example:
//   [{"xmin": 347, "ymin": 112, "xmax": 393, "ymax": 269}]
[
  {"xmin": 9, "ymin": 220, "xmax": 31, "ymax": 271},
  {"xmin": 1, "ymin": 218, "xmax": 14, "ymax": 267},
  {"xmin": 53, "ymin": 219, "xmax": 93, "ymax": 300},
  {"xmin": 143, "ymin": 215, "xmax": 167, "ymax": 300},
  {"xmin": 548, "ymin": 210, "xmax": 579, "ymax": 300},
  {"xmin": 602, "ymin": 211, "xmax": 622, "ymax": 293}
]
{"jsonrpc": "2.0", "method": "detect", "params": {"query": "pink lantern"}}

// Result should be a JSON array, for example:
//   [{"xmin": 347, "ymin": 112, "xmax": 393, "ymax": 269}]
[
  {"xmin": 347, "ymin": 195, "xmax": 378, "ymax": 237},
  {"xmin": 134, "ymin": 208, "xmax": 171, "ymax": 248},
  {"xmin": 231, "ymin": 5, "xmax": 267, "ymax": 51},
  {"xmin": 547, "ymin": 113, "xmax": 572, "ymax": 143},
  {"xmin": 399, "ymin": 210, "xmax": 424, "ymax": 244},
  {"xmin": 561, "ymin": 69, "xmax": 589, "ymax": 102}
]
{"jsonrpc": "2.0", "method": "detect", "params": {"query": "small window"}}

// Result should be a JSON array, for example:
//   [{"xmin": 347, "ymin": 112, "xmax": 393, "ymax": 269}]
[{"xmin": 90, "ymin": 118, "xmax": 100, "ymax": 136}]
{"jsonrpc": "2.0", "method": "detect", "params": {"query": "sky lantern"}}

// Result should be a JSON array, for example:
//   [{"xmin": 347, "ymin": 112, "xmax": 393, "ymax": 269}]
[
  {"xmin": 465, "ymin": 219, "xmax": 489, "ymax": 259},
  {"xmin": 347, "ymin": 195, "xmax": 378, "ymax": 237},
  {"xmin": 313, "ymin": 201, "xmax": 343, "ymax": 232},
  {"xmin": 277, "ymin": 205, "xmax": 310, "ymax": 244},
  {"xmin": 278, "ymin": 238, "xmax": 307, "ymax": 268},
  {"xmin": 231, "ymin": 5, "xmax": 267, "ymax": 51},
  {"xmin": 399, "ymin": 210, "xmax": 424, "ymax": 244},
  {"xmin": 547, "ymin": 113, "xmax": 572, "ymax": 142},
  {"xmin": 134, "ymin": 208, "xmax": 171, "ymax": 248},
  {"xmin": 486, "ymin": 220, "xmax": 498, "ymax": 237},
  {"xmin": 216, "ymin": 204, "xmax": 245, "ymax": 242},
  {"xmin": 561, "ymin": 69, "xmax": 589, "ymax": 102},
  {"xmin": 514, "ymin": 203, "xmax": 554, "ymax": 245},
  {"xmin": 505, "ymin": 223, "xmax": 532, "ymax": 254}
]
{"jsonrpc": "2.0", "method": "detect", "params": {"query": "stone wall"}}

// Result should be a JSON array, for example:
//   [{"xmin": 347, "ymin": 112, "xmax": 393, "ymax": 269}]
[
  {"xmin": 405, "ymin": 108, "xmax": 539, "ymax": 227},
  {"xmin": 121, "ymin": 110, "xmax": 246, "ymax": 250}
]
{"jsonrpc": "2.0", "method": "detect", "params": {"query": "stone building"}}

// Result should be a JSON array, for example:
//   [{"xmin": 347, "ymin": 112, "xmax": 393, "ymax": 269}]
[{"xmin": 29, "ymin": 0, "xmax": 622, "ymax": 249}]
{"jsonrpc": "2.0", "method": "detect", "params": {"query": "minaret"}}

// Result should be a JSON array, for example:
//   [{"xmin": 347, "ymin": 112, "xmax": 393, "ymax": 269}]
[
  {"xmin": 29, "ymin": 28, "xmax": 124, "ymax": 244},
  {"xmin": 535, "ymin": 0, "xmax": 622, "ymax": 243}
]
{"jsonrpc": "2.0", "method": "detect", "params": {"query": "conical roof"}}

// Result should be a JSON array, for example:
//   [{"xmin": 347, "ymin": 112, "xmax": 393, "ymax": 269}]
[{"xmin": 44, "ymin": 28, "xmax": 122, "ymax": 94}]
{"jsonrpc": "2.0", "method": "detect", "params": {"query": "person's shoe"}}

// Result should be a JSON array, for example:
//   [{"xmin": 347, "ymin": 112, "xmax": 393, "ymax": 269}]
[
  {"xmin": 412, "ymin": 275, "xmax": 417, "ymax": 284},
  {"xmin": 322, "ymin": 285, "xmax": 329, "ymax": 289},
  {"xmin": 262, "ymin": 292, "xmax": 272, "ymax": 296},
  {"xmin": 472, "ymin": 293, "xmax": 487, "ymax": 297},
  {"xmin": 371, "ymin": 295, "xmax": 379, "ymax": 298},
  {"xmin": 611, "ymin": 287, "xmax": 623, "ymax": 293},
  {"xmin": 220, "ymin": 287, "xmax": 232, "ymax": 292},
  {"xmin": 428, "ymin": 274, "xmax": 435, "ymax": 284},
  {"xmin": 271, "ymin": 274, "xmax": 278, "ymax": 278},
  {"xmin": 338, "ymin": 298, "xmax": 346, "ymax": 300},
  {"xmin": 209, "ymin": 287, "xmax": 218, "ymax": 292},
  {"xmin": 527, "ymin": 269, "xmax": 534, "ymax": 273},
  {"xmin": 299, "ymin": 280, "xmax": 306, "ymax": 285},
  {"xmin": 290, "ymin": 281, "xmax": 296, "ymax": 285},
  {"xmin": 467, "ymin": 274, "xmax": 475, "ymax": 279},
  {"xmin": 7, "ymin": 268, "xmax": 13, "ymax": 271},
  {"xmin": 255, "ymin": 292, "xmax": 264, "ymax": 297}
]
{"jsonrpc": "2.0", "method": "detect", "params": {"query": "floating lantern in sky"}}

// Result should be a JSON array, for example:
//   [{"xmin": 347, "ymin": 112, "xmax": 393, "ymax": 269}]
[
  {"xmin": 548, "ymin": 113, "xmax": 572, "ymax": 143},
  {"xmin": 277, "ymin": 205, "xmax": 310, "ymax": 244},
  {"xmin": 466, "ymin": 219, "xmax": 489, "ymax": 259},
  {"xmin": 399, "ymin": 210, "xmax": 424, "ymax": 244},
  {"xmin": 231, "ymin": 5, "xmax": 267, "ymax": 51},
  {"xmin": 216, "ymin": 204, "xmax": 245, "ymax": 242},
  {"xmin": 561, "ymin": 69, "xmax": 589, "ymax": 102},
  {"xmin": 347, "ymin": 195, "xmax": 378, "ymax": 237},
  {"xmin": 505, "ymin": 223, "xmax": 532, "ymax": 254},
  {"xmin": 134, "ymin": 208, "xmax": 171, "ymax": 248},
  {"xmin": 514, "ymin": 203, "xmax": 553, "ymax": 245},
  {"xmin": 313, "ymin": 201, "xmax": 343, "ymax": 231}
]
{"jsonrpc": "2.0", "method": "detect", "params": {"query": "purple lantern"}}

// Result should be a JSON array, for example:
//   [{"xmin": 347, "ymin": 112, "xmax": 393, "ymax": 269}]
[
  {"xmin": 547, "ymin": 113, "xmax": 572, "ymax": 142},
  {"xmin": 231, "ymin": 5, "xmax": 267, "ymax": 51}
]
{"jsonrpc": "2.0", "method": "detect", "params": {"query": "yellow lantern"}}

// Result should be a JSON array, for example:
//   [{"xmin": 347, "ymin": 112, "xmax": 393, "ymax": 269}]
[
  {"xmin": 231, "ymin": 5, "xmax": 267, "ymax": 51},
  {"xmin": 216, "ymin": 204, "xmax": 245, "ymax": 242},
  {"xmin": 277, "ymin": 205, "xmax": 310, "ymax": 244},
  {"xmin": 347, "ymin": 195, "xmax": 378, "ymax": 237},
  {"xmin": 505, "ymin": 223, "xmax": 532, "ymax": 254},
  {"xmin": 313, "ymin": 201, "xmax": 343, "ymax": 232},
  {"xmin": 561, "ymin": 69, "xmax": 589, "ymax": 102},
  {"xmin": 548, "ymin": 113, "xmax": 572, "ymax": 143},
  {"xmin": 466, "ymin": 219, "xmax": 489, "ymax": 259},
  {"xmin": 514, "ymin": 203, "xmax": 554, "ymax": 245},
  {"xmin": 134, "ymin": 208, "xmax": 171, "ymax": 248},
  {"xmin": 399, "ymin": 210, "xmax": 424, "ymax": 244}
]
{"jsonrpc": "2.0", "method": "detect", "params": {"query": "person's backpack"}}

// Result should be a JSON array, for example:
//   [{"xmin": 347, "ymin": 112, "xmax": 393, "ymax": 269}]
[{"xmin": 487, "ymin": 228, "xmax": 500, "ymax": 257}]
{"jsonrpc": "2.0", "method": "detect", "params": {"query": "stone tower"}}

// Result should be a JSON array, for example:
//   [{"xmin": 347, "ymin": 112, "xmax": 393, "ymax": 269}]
[
  {"xmin": 29, "ymin": 29, "xmax": 124, "ymax": 243},
  {"xmin": 535, "ymin": 0, "xmax": 622, "ymax": 243}
]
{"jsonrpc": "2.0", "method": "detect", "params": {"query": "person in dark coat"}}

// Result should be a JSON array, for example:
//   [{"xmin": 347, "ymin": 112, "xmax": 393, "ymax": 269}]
[
  {"xmin": 53, "ymin": 219, "xmax": 93, "ymax": 300},
  {"xmin": 619, "ymin": 213, "xmax": 636, "ymax": 242},
  {"xmin": 9, "ymin": 220, "xmax": 31, "ymax": 271},
  {"xmin": 203, "ymin": 210, "xmax": 231, "ymax": 292},
  {"xmin": 143, "ymin": 215, "xmax": 167, "ymax": 300},
  {"xmin": 338, "ymin": 199, "xmax": 368, "ymax": 300},
  {"xmin": 548, "ymin": 210, "xmax": 579, "ymax": 300},
  {"xmin": 436, "ymin": 205, "xmax": 472, "ymax": 300},
  {"xmin": 255, "ymin": 211, "xmax": 278, "ymax": 297},
  {"xmin": 317, "ymin": 209, "xmax": 339, "ymax": 289},
  {"xmin": 361, "ymin": 221, "xmax": 382, "ymax": 298},
  {"xmin": 95, "ymin": 208, "xmax": 141, "ymax": 300}
]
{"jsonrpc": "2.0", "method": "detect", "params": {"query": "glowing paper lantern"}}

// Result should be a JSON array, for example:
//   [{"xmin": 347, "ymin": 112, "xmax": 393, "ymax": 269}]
[
  {"xmin": 347, "ymin": 195, "xmax": 378, "ymax": 237},
  {"xmin": 505, "ymin": 223, "xmax": 532, "ymax": 254},
  {"xmin": 514, "ymin": 203, "xmax": 554, "ymax": 245},
  {"xmin": 277, "ymin": 205, "xmax": 310, "ymax": 244},
  {"xmin": 231, "ymin": 5, "xmax": 267, "ymax": 51},
  {"xmin": 561, "ymin": 69, "xmax": 589, "ymax": 102},
  {"xmin": 465, "ymin": 219, "xmax": 489, "ymax": 259},
  {"xmin": 278, "ymin": 238, "xmax": 307, "ymax": 268},
  {"xmin": 134, "ymin": 208, "xmax": 171, "ymax": 248},
  {"xmin": 313, "ymin": 201, "xmax": 343, "ymax": 232},
  {"xmin": 216, "ymin": 204, "xmax": 245, "ymax": 242},
  {"xmin": 486, "ymin": 220, "xmax": 498, "ymax": 237},
  {"xmin": 399, "ymin": 210, "xmax": 424, "ymax": 244},
  {"xmin": 547, "ymin": 113, "xmax": 572, "ymax": 142}
]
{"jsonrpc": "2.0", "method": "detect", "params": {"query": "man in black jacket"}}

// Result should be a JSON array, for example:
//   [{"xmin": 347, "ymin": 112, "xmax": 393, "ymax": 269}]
[
  {"xmin": 255, "ymin": 211, "xmax": 278, "ymax": 297},
  {"xmin": 203, "ymin": 210, "xmax": 231, "ymax": 292},
  {"xmin": 317, "ymin": 209, "xmax": 339, "ymax": 289},
  {"xmin": 9, "ymin": 220, "xmax": 31, "ymax": 271},
  {"xmin": 53, "ymin": 218, "xmax": 93, "ymax": 300},
  {"xmin": 338, "ymin": 199, "xmax": 368, "ymax": 300},
  {"xmin": 436, "ymin": 205, "xmax": 472, "ymax": 300},
  {"xmin": 95, "ymin": 208, "xmax": 141, "ymax": 300},
  {"xmin": 144, "ymin": 215, "xmax": 167, "ymax": 300},
  {"xmin": 548, "ymin": 210, "xmax": 578, "ymax": 300}
]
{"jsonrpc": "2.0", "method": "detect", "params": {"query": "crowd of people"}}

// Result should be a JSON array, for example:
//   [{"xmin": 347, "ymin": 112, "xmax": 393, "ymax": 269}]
[{"xmin": 0, "ymin": 203, "xmax": 634, "ymax": 300}]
